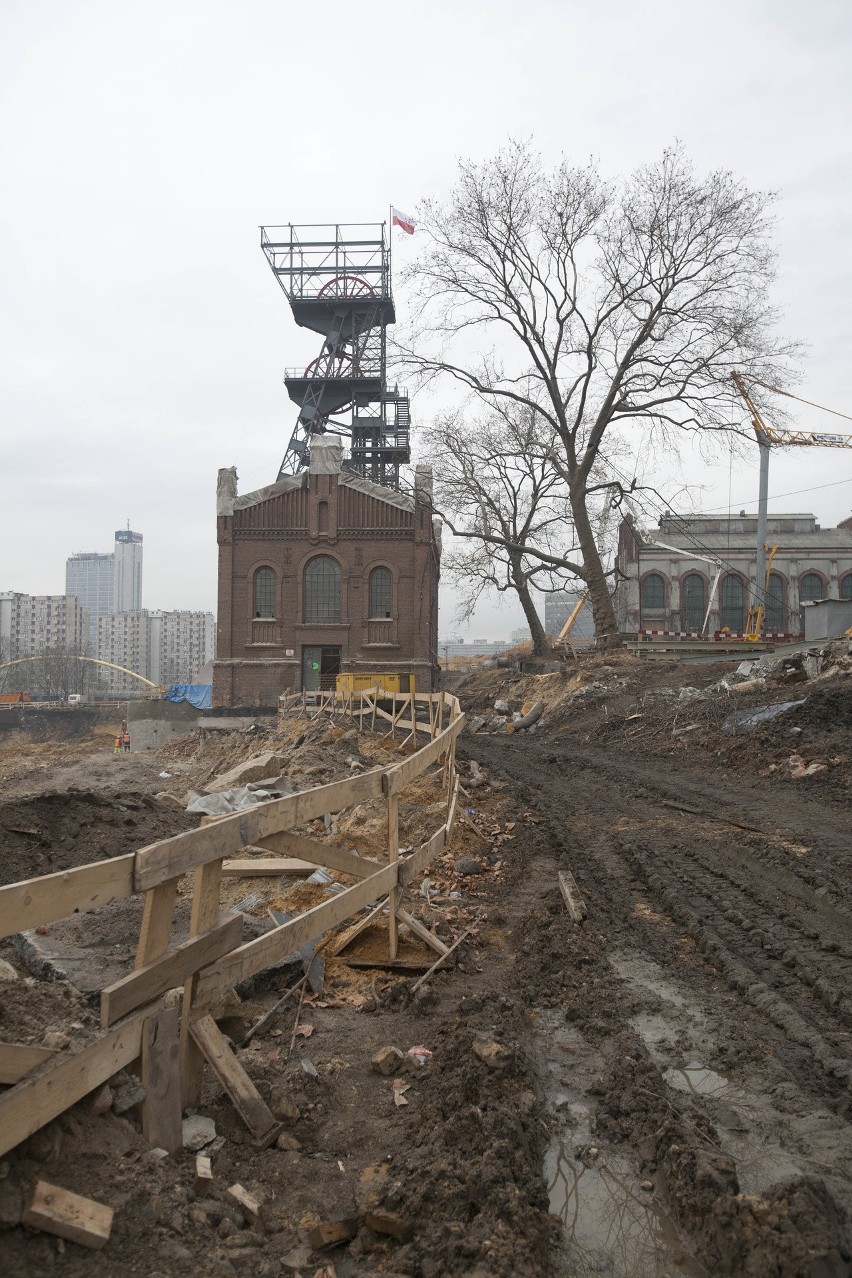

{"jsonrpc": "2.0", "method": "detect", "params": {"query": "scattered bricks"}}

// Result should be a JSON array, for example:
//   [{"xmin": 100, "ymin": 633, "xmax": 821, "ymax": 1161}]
[
  {"xmin": 308, "ymin": 1219, "xmax": 358, "ymax": 1251},
  {"xmin": 364, "ymin": 1209, "xmax": 414, "ymax": 1243},
  {"xmin": 371, "ymin": 1046, "xmax": 405, "ymax": 1076},
  {"xmin": 472, "ymin": 1037, "xmax": 511, "ymax": 1072},
  {"xmin": 223, "ymin": 1184, "xmax": 261, "ymax": 1226},
  {"xmin": 194, "ymin": 1155, "xmax": 214, "ymax": 1197}
]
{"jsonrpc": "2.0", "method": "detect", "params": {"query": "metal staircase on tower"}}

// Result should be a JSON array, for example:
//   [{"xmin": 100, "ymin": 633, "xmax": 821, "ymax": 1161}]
[{"xmin": 259, "ymin": 222, "xmax": 411, "ymax": 489}]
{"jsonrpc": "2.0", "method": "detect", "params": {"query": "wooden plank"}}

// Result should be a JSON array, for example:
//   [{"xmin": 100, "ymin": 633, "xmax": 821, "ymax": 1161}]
[
  {"xmin": 253, "ymin": 829, "xmax": 383, "ymax": 880},
  {"xmin": 0, "ymin": 1043, "xmax": 55, "ymax": 1086},
  {"xmin": 558, "ymin": 870, "xmax": 587, "ymax": 923},
  {"xmin": 22, "ymin": 1180, "xmax": 113, "ymax": 1250},
  {"xmin": 102, "ymin": 914, "xmax": 243, "ymax": 1028},
  {"xmin": 386, "ymin": 789, "xmax": 399, "ymax": 960},
  {"xmin": 398, "ymin": 824, "xmax": 447, "ymax": 888},
  {"xmin": 327, "ymin": 900, "xmax": 386, "ymax": 957},
  {"xmin": 384, "ymin": 713, "xmax": 465, "ymax": 795},
  {"xmin": 135, "ymin": 878, "xmax": 179, "ymax": 968},
  {"xmin": 189, "ymin": 1013, "xmax": 280, "ymax": 1144},
  {"xmin": 396, "ymin": 908, "xmax": 450, "ymax": 957},
  {"xmin": 446, "ymin": 777, "xmax": 460, "ymax": 839},
  {"xmin": 0, "ymin": 855, "xmax": 135, "ymax": 940},
  {"xmin": 410, "ymin": 928, "xmax": 472, "ymax": 994},
  {"xmin": 0, "ymin": 1001, "xmax": 162, "ymax": 1158},
  {"xmin": 221, "ymin": 857, "xmax": 315, "ymax": 877},
  {"xmin": 181, "ymin": 858, "xmax": 223, "ymax": 1109},
  {"xmin": 135, "ymin": 769, "xmax": 386, "ymax": 891},
  {"xmin": 194, "ymin": 862, "xmax": 397, "ymax": 1007},
  {"xmin": 140, "ymin": 1008, "xmax": 182, "ymax": 1157}
]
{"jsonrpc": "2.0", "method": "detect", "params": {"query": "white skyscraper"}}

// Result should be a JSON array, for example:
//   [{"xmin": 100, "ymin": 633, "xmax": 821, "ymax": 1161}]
[{"xmin": 113, "ymin": 529, "xmax": 143, "ymax": 612}]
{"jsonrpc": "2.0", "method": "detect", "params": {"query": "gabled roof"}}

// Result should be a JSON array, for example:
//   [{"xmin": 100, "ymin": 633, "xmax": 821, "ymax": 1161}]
[{"xmin": 233, "ymin": 470, "xmax": 415, "ymax": 514}]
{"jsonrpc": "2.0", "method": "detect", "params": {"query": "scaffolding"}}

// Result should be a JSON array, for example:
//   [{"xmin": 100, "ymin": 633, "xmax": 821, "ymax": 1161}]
[{"xmin": 260, "ymin": 223, "xmax": 411, "ymax": 488}]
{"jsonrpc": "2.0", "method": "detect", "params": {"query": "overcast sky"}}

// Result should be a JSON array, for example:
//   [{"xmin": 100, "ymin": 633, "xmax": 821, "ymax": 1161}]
[{"xmin": 2, "ymin": 0, "xmax": 851, "ymax": 640}]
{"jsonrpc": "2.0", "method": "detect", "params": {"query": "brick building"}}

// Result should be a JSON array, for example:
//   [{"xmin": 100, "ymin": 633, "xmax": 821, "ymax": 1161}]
[
  {"xmin": 213, "ymin": 437, "xmax": 440, "ymax": 707},
  {"xmin": 615, "ymin": 511, "xmax": 852, "ymax": 636}
]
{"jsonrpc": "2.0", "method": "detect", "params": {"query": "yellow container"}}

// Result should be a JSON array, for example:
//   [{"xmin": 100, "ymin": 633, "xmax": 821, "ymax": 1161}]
[{"xmin": 336, "ymin": 673, "xmax": 415, "ymax": 696}]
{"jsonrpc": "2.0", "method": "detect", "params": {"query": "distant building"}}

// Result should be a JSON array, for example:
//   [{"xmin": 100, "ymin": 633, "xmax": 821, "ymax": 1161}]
[
  {"xmin": 149, "ymin": 610, "xmax": 215, "ymax": 686},
  {"xmin": 0, "ymin": 592, "xmax": 89, "ymax": 658},
  {"xmin": 65, "ymin": 553, "xmax": 114, "ymax": 649},
  {"xmin": 113, "ymin": 529, "xmax": 144, "ymax": 612},
  {"xmin": 439, "ymin": 640, "xmax": 509, "ymax": 658},
  {"xmin": 65, "ymin": 527, "xmax": 143, "ymax": 646},
  {"xmin": 615, "ymin": 511, "xmax": 852, "ymax": 635},
  {"xmin": 544, "ymin": 591, "xmax": 594, "ymax": 641},
  {"xmin": 98, "ymin": 609, "xmax": 215, "ymax": 695},
  {"xmin": 97, "ymin": 612, "xmax": 151, "ymax": 696}
]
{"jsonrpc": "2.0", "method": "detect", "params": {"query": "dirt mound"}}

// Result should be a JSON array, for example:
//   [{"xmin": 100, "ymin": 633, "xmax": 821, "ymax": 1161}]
[{"xmin": 0, "ymin": 791, "xmax": 195, "ymax": 886}]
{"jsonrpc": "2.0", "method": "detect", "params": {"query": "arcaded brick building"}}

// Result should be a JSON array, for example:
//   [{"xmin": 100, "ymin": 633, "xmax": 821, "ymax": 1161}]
[{"xmin": 213, "ymin": 437, "xmax": 440, "ymax": 707}]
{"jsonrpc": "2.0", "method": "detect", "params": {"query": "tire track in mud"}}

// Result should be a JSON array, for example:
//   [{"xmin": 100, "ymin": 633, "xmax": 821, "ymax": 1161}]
[
  {"xmin": 463, "ymin": 734, "xmax": 852, "ymax": 1270},
  {"xmin": 470, "ymin": 735, "xmax": 852, "ymax": 1103}
]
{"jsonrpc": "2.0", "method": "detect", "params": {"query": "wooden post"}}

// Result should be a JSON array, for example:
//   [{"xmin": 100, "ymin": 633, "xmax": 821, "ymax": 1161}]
[
  {"xmin": 140, "ymin": 1008, "xmax": 182, "ymax": 1157},
  {"xmin": 134, "ymin": 879, "xmax": 178, "ymax": 1137},
  {"xmin": 386, "ymin": 786, "xmax": 399, "ymax": 960},
  {"xmin": 180, "ymin": 858, "xmax": 223, "ymax": 1108}
]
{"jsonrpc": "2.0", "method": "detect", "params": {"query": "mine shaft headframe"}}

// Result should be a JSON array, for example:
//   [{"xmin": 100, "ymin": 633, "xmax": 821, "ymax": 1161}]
[{"xmin": 260, "ymin": 222, "xmax": 411, "ymax": 488}]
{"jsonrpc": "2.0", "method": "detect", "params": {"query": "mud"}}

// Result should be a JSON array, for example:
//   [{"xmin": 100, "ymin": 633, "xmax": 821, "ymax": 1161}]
[{"xmin": 0, "ymin": 663, "xmax": 850, "ymax": 1276}]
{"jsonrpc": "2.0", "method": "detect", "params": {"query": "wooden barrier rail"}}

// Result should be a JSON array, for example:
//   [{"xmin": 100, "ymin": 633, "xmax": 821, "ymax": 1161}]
[{"xmin": 0, "ymin": 687, "xmax": 465, "ymax": 1156}]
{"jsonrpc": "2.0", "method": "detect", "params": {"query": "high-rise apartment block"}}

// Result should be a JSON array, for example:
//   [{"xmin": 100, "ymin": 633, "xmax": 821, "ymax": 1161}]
[
  {"xmin": 0, "ymin": 592, "xmax": 89, "ymax": 659},
  {"xmin": 97, "ymin": 610, "xmax": 214, "ymax": 695}
]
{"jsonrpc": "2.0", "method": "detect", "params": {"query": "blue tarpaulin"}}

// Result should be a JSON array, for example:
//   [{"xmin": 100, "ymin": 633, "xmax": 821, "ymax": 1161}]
[{"xmin": 165, "ymin": 684, "xmax": 212, "ymax": 710}]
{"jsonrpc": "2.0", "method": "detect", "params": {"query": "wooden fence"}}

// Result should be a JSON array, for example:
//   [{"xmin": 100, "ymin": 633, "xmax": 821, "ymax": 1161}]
[{"xmin": 0, "ymin": 689, "xmax": 464, "ymax": 1157}]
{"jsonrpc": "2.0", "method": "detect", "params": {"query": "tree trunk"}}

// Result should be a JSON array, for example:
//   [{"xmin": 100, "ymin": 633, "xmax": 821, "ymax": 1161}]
[
  {"xmin": 511, "ymin": 558, "xmax": 552, "ymax": 657},
  {"xmin": 570, "ymin": 492, "xmax": 623, "ymax": 651}
]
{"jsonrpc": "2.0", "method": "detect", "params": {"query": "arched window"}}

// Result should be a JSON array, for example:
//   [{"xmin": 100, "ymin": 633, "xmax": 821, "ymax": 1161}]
[
  {"xmin": 682, "ymin": 573, "xmax": 706, "ymax": 631},
  {"xmin": 800, "ymin": 573, "xmax": 824, "ymax": 604},
  {"xmin": 304, "ymin": 555, "xmax": 341, "ymax": 623},
  {"xmin": 764, "ymin": 571, "xmax": 785, "ymax": 631},
  {"xmin": 840, "ymin": 573, "xmax": 852, "ymax": 600},
  {"xmin": 253, "ymin": 567, "xmax": 275, "ymax": 618},
  {"xmin": 369, "ymin": 567, "xmax": 393, "ymax": 619},
  {"xmin": 720, "ymin": 574, "xmax": 746, "ymax": 632},
  {"xmin": 799, "ymin": 572, "xmax": 824, "ymax": 630},
  {"xmin": 640, "ymin": 573, "xmax": 665, "ymax": 614}
]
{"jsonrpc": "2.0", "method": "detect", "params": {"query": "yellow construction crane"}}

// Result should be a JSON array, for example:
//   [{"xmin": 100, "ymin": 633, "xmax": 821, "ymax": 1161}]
[{"xmin": 731, "ymin": 373, "xmax": 852, "ymax": 638}]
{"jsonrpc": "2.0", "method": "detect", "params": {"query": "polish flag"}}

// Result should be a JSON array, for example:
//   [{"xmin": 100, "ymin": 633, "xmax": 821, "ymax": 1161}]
[{"xmin": 391, "ymin": 206, "xmax": 415, "ymax": 235}]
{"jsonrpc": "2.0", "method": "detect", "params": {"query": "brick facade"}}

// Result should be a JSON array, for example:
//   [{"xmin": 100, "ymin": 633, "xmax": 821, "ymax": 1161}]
[{"xmin": 213, "ymin": 439, "xmax": 440, "ymax": 707}]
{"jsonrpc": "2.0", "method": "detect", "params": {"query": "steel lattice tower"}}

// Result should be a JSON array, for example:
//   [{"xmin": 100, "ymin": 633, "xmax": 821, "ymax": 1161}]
[{"xmin": 260, "ymin": 223, "xmax": 411, "ymax": 488}]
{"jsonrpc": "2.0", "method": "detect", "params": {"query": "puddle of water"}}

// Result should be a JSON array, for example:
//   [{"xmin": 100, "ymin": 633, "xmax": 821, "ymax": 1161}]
[
  {"xmin": 664, "ymin": 1063, "xmax": 730, "ymax": 1098},
  {"xmin": 546, "ymin": 1141, "xmax": 704, "ymax": 1277}
]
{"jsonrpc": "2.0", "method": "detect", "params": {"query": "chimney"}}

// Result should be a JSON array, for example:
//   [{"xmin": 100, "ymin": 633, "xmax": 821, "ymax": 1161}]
[
  {"xmin": 414, "ymin": 464, "xmax": 434, "ymax": 506},
  {"xmin": 309, "ymin": 435, "xmax": 343, "ymax": 475}
]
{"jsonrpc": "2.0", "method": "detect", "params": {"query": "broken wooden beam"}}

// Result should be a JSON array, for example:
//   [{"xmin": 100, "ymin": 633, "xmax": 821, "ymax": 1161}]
[
  {"xmin": 558, "ymin": 870, "xmax": 587, "ymax": 923},
  {"xmin": 0, "ymin": 1043, "xmax": 56, "ymax": 1086}
]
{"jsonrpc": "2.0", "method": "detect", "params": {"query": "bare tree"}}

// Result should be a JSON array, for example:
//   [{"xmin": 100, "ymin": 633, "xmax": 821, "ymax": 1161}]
[
  {"xmin": 398, "ymin": 142, "xmax": 797, "ymax": 649},
  {"xmin": 423, "ymin": 402, "xmax": 592, "ymax": 656}
]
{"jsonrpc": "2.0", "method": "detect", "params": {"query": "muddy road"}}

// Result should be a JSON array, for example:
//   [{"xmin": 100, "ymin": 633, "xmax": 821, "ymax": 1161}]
[{"xmin": 467, "ymin": 721, "xmax": 852, "ymax": 1276}]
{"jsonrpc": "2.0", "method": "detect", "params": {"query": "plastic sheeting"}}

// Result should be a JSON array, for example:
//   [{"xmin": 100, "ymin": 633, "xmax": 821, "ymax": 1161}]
[{"xmin": 165, "ymin": 683, "xmax": 213, "ymax": 710}]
